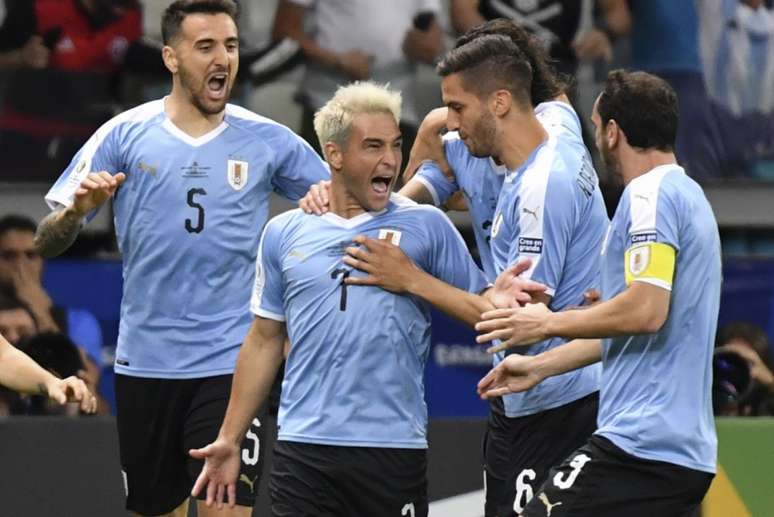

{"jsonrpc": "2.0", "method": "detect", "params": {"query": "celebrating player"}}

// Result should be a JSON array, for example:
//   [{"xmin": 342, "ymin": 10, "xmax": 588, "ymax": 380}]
[
  {"xmin": 477, "ymin": 70, "xmax": 720, "ymax": 516},
  {"xmin": 189, "ymin": 81, "xmax": 533, "ymax": 517},
  {"xmin": 33, "ymin": 1, "xmax": 329, "ymax": 516}
]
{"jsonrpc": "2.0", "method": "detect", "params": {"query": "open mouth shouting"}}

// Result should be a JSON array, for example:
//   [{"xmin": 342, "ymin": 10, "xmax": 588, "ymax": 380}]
[
  {"xmin": 206, "ymin": 71, "xmax": 229, "ymax": 100},
  {"xmin": 370, "ymin": 174, "xmax": 394, "ymax": 197}
]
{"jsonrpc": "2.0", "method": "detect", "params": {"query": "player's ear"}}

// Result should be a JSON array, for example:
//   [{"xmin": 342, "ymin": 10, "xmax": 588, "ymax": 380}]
[
  {"xmin": 162, "ymin": 45, "xmax": 179, "ymax": 74},
  {"xmin": 323, "ymin": 142, "xmax": 343, "ymax": 170},
  {"xmin": 491, "ymin": 89, "xmax": 512, "ymax": 117},
  {"xmin": 606, "ymin": 119, "xmax": 620, "ymax": 149}
]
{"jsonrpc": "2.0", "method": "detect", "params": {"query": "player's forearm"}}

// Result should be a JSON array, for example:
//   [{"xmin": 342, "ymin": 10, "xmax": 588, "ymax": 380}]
[
  {"xmin": 398, "ymin": 179, "xmax": 436, "ymax": 205},
  {"xmin": 34, "ymin": 207, "xmax": 84, "ymax": 258},
  {"xmin": 0, "ymin": 336, "xmax": 58, "ymax": 395},
  {"xmin": 533, "ymin": 338, "xmax": 602, "ymax": 379},
  {"xmin": 545, "ymin": 284, "xmax": 668, "ymax": 339},
  {"xmin": 407, "ymin": 269, "xmax": 493, "ymax": 327},
  {"xmin": 218, "ymin": 320, "xmax": 285, "ymax": 445}
]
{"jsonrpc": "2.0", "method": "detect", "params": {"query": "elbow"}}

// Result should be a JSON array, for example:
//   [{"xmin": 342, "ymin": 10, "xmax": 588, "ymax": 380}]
[{"xmin": 631, "ymin": 305, "xmax": 668, "ymax": 334}]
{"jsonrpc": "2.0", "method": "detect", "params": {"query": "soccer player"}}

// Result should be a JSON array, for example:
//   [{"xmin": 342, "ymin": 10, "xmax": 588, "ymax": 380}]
[
  {"xmin": 188, "ymin": 81, "xmax": 533, "ymax": 517},
  {"xmin": 32, "ymin": 1, "xmax": 329, "ymax": 516},
  {"xmin": 0, "ymin": 331, "xmax": 97, "ymax": 413},
  {"xmin": 341, "ymin": 34, "xmax": 608, "ymax": 516},
  {"xmin": 477, "ymin": 70, "xmax": 720, "ymax": 516}
]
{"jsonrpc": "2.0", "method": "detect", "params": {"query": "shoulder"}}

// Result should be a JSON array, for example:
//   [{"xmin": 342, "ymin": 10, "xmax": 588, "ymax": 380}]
[
  {"xmin": 390, "ymin": 193, "xmax": 461, "ymax": 235},
  {"xmin": 626, "ymin": 164, "xmax": 686, "ymax": 231},
  {"xmin": 535, "ymin": 100, "xmax": 583, "ymax": 139},
  {"xmin": 263, "ymin": 208, "xmax": 306, "ymax": 240},
  {"xmin": 225, "ymin": 104, "xmax": 297, "ymax": 139},
  {"xmin": 93, "ymin": 100, "xmax": 164, "ymax": 140}
]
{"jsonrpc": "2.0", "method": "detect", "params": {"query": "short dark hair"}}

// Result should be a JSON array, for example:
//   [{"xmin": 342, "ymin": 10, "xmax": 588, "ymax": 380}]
[
  {"xmin": 437, "ymin": 35, "xmax": 533, "ymax": 108},
  {"xmin": 597, "ymin": 70, "xmax": 679, "ymax": 152},
  {"xmin": 161, "ymin": 0, "xmax": 238, "ymax": 45},
  {"xmin": 0, "ymin": 215, "xmax": 37, "ymax": 240},
  {"xmin": 455, "ymin": 18, "xmax": 568, "ymax": 106}
]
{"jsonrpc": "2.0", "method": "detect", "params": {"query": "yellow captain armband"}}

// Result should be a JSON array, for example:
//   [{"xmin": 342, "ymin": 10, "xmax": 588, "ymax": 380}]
[{"xmin": 624, "ymin": 242, "xmax": 676, "ymax": 290}]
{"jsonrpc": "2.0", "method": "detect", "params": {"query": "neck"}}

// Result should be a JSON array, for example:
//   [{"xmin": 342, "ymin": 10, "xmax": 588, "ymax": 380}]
[
  {"xmin": 621, "ymin": 148, "xmax": 677, "ymax": 185},
  {"xmin": 498, "ymin": 112, "xmax": 549, "ymax": 171},
  {"xmin": 328, "ymin": 178, "xmax": 368, "ymax": 219},
  {"xmin": 165, "ymin": 83, "xmax": 225, "ymax": 138}
]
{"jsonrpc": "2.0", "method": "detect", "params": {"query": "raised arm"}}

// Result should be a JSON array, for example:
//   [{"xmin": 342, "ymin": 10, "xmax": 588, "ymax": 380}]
[
  {"xmin": 35, "ymin": 171, "xmax": 125, "ymax": 258},
  {"xmin": 344, "ymin": 236, "xmax": 546, "ymax": 328}
]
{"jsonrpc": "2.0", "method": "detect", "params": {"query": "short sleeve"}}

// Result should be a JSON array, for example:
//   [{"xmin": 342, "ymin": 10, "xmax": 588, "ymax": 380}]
[
  {"xmin": 624, "ymin": 177, "xmax": 681, "ymax": 290},
  {"xmin": 270, "ymin": 127, "xmax": 330, "ymax": 201},
  {"xmin": 425, "ymin": 209, "xmax": 488, "ymax": 293},
  {"xmin": 45, "ymin": 123, "xmax": 122, "ymax": 218},
  {"xmin": 250, "ymin": 220, "xmax": 286, "ymax": 320},
  {"xmin": 413, "ymin": 161, "xmax": 459, "ymax": 206},
  {"xmin": 507, "ymin": 173, "xmax": 573, "ymax": 298}
]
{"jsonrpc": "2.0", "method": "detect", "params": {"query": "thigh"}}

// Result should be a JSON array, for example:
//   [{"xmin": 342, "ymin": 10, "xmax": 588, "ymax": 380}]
[
  {"xmin": 343, "ymin": 447, "xmax": 428, "ymax": 517},
  {"xmin": 183, "ymin": 375, "xmax": 267, "ymax": 509},
  {"xmin": 115, "ymin": 374, "xmax": 198, "ymax": 516},
  {"xmin": 522, "ymin": 435, "xmax": 714, "ymax": 517},
  {"xmin": 485, "ymin": 394, "xmax": 599, "ymax": 517},
  {"xmin": 269, "ymin": 441, "xmax": 343, "ymax": 517}
]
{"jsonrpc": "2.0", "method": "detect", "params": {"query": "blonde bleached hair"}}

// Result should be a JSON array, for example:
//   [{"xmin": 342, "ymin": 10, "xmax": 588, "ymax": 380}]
[{"xmin": 313, "ymin": 81, "xmax": 402, "ymax": 151}]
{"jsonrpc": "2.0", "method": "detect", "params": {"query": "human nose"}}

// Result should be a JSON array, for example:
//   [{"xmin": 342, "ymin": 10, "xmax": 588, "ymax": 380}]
[{"xmin": 445, "ymin": 112, "xmax": 459, "ymax": 132}]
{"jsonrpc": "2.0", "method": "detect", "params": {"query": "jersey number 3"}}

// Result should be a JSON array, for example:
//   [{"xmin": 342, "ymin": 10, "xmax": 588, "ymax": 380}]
[{"xmin": 185, "ymin": 188, "xmax": 207, "ymax": 233}]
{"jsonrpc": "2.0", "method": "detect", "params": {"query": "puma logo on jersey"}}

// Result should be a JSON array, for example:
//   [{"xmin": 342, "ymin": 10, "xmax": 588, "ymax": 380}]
[
  {"xmin": 522, "ymin": 206, "xmax": 540, "ymax": 221},
  {"xmin": 239, "ymin": 474, "xmax": 258, "ymax": 493},
  {"xmin": 538, "ymin": 493, "xmax": 563, "ymax": 516},
  {"xmin": 634, "ymin": 193, "xmax": 650, "ymax": 204}
]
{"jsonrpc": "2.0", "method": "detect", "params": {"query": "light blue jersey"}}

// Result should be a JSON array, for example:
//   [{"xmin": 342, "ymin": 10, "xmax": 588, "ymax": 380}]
[
  {"xmin": 45, "ymin": 99, "xmax": 329, "ymax": 379},
  {"xmin": 416, "ymin": 102, "xmax": 606, "ymax": 417},
  {"xmin": 414, "ymin": 101, "xmax": 585, "ymax": 282},
  {"xmin": 490, "ymin": 131, "xmax": 607, "ymax": 417},
  {"xmin": 251, "ymin": 194, "xmax": 488, "ymax": 448},
  {"xmin": 597, "ymin": 164, "xmax": 720, "ymax": 473}
]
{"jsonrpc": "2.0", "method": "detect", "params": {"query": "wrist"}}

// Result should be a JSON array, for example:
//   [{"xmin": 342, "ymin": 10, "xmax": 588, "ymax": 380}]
[
  {"xmin": 63, "ymin": 203, "xmax": 88, "ymax": 220},
  {"xmin": 217, "ymin": 428, "xmax": 243, "ymax": 447}
]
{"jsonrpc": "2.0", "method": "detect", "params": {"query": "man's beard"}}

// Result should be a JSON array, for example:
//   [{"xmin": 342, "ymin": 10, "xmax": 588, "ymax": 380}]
[
  {"xmin": 179, "ymin": 64, "xmax": 230, "ymax": 116},
  {"xmin": 600, "ymin": 143, "xmax": 623, "ymax": 183},
  {"xmin": 465, "ymin": 111, "xmax": 498, "ymax": 158}
]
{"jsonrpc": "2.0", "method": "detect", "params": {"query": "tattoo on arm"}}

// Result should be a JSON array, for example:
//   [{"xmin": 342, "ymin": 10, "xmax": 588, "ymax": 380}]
[
  {"xmin": 34, "ymin": 208, "xmax": 83, "ymax": 258},
  {"xmin": 37, "ymin": 382, "xmax": 48, "ymax": 396}
]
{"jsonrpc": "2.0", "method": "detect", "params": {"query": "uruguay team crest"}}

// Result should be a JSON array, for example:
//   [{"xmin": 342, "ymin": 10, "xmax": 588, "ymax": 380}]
[
  {"xmin": 227, "ymin": 160, "xmax": 249, "ymax": 190},
  {"xmin": 378, "ymin": 229, "xmax": 402, "ymax": 245},
  {"xmin": 629, "ymin": 245, "xmax": 650, "ymax": 276}
]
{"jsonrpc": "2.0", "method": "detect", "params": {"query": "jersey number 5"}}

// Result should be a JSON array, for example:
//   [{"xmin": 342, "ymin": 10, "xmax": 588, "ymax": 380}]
[{"xmin": 185, "ymin": 188, "xmax": 207, "ymax": 233}]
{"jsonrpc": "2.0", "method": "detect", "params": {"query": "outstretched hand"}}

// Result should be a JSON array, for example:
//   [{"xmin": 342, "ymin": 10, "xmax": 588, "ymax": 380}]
[
  {"xmin": 189, "ymin": 439, "xmax": 241, "ymax": 510},
  {"xmin": 487, "ymin": 258, "xmax": 548, "ymax": 309},
  {"xmin": 477, "ymin": 353, "xmax": 544, "ymax": 399},
  {"xmin": 72, "ymin": 171, "xmax": 126, "ymax": 216},
  {"xmin": 475, "ymin": 303, "xmax": 553, "ymax": 354}
]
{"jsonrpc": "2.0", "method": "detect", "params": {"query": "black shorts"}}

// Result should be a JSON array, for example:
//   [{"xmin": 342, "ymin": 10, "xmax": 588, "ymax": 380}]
[
  {"xmin": 270, "ymin": 441, "xmax": 428, "ymax": 517},
  {"xmin": 115, "ymin": 374, "xmax": 266, "ymax": 516},
  {"xmin": 484, "ymin": 392, "xmax": 599, "ymax": 517},
  {"xmin": 522, "ymin": 435, "xmax": 714, "ymax": 517}
]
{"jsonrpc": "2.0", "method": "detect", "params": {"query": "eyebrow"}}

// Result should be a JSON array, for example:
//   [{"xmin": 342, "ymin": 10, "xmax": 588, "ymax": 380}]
[{"xmin": 194, "ymin": 37, "xmax": 240, "ymax": 45}]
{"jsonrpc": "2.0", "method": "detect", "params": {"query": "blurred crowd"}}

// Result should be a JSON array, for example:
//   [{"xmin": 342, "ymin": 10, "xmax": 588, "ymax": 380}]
[{"xmin": 0, "ymin": 0, "xmax": 773, "ymax": 183}]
